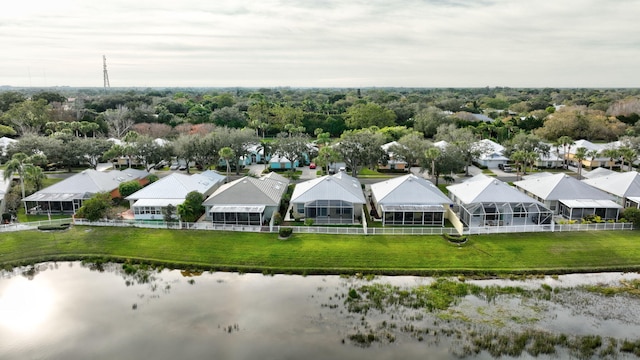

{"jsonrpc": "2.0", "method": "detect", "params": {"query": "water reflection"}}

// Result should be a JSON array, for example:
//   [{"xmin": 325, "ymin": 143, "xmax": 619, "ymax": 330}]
[{"xmin": 0, "ymin": 264, "xmax": 639, "ymax": 359}]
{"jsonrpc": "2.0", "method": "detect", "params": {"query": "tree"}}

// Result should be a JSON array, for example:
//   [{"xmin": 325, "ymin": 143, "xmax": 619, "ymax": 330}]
[
  {"xmin": 219, "ymin": 146, "xmax": 235, "ymax": 180},
  {"xmin": 557, "ymin": 136, "xmax": 574, "ymax": 168},
  {"xmin": 344, "ymin": 103, "xmax": 396, "ymax": 129},
  {"xmin": 422, "ymin": 145, "xmax": 464, "ymax": 185},
  {"xmin": 24, "ymin": 165, "xmax": 47, "ymax": 191},
  {"xmin": 622, "ymin": 207, "xmax": 640, "ymax": 227},
  {"xmin": 436, "ymin": 125, "xmax": 484, "ymax": 177},
  {"xmin": 2, "ymin": 99, "xmax": 51, "ymax": 135},
  {"xmin": 210, "ymin": 107, "xmax": 247, "ymax": 128},
  {"xmin": 133, "ymin": 135, "xmax": 172, "ymax": 171},
  {"xmin": 413, "ymin": 107, "xmax": 452, "ymax": 138},
  {"xmin": 76, "ymin": 192, "xmax": 111, "ymax": 221},
  {"xmin": 601, "ymin": 147, "xmax": 620, "ymax": 170},
  {"xmin": 314, "ymin": 146, "xmax": 341, "ymax": 175},
  {"xmin": 510, "ymin": 150, "xmax": 526, "ymax": 181},
  {"xmin": 177, "ymin": 191, "xmax": 204, "ymax": 223},
  {"xmin": 218, "ymin": 128, "xmax": 258, "ymax": 175},
  {"xmin": 247, "ymin": 100, "xmax": 272, "ymax": 138},
  {"xmin": 272, "ymin": 105, "xmax": 304, "ymax": 133},
  {"xmin": 3, "ymin": 152, "xmax": 46, "ymax": 199},
  {"xmin": 173, "ymin": 134, "xmax": 199, "ymax": 174},
  {"xmin": 118, "ymin": 180, "xmax": 143, "ymax": 199},
  {"xmin": 162, "ymin": 204, "xmax": 177, "ymax": 225},
  {"xmin": 0, "ymin": 124, "xmax": 16, "ymax": 137},
  {"xmin": 77, "ymin": 138, "xmax": 113, "ymax": 169},
  {"xmin": 586, "ymin": 149, "xmax": 600, "ymax": 170},
  {"xmin": 336, "ymin": 128, "xmax": 386, "ymax": 177},
  {"xmin": 619, "ymin": 146, "xmax": 637, "ymax": 172},
  {"xmin": 273, "ymin": 133, "xmax": 310, "ymax": 177},
  {"xmin": 389, "ymin": 133, "xmax": 430, "ymax": 169},
  {"xmin": 574, "ymin": 147, "xmax": 588, "ymax": 179},
  {"xmin": 424, "ymin": 146, "xmax": 441, "ymax": 179},
  {"xmin": 104, "ymin": 105, "xmax": 133, "ymax": 139}
]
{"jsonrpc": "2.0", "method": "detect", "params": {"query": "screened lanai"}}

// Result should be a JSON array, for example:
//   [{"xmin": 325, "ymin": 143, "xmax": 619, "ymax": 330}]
[
  {"xmin": 295, "ymin": 200, "xmax": 355, "ymax": 224},
  {"xmin": 210, "ymin": 205, "xmax": 265, "ymax": 225},
  {"xmin": 381, "ymin": 205, "xmax": 445, "ymax": 226},
  {"xmin": 460, "ymin": 201, "xmax": 553, "ymax": 227},
  {"xmin": 558, "ymin": 199, "xmax": 621, "ymax": 221}
]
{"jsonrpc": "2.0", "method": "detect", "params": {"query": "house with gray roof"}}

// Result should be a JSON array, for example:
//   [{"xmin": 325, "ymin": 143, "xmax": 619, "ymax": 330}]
[
  {"xmin": 126, "ymin": 170, "xmax": 225, "ymax": 220},
  {"xmin": 582, "ymin": 167, "xmax": 615, "ymax": 179},
  {"xmin": 203, "ymin": 172, "xmax": 289, "ymax": 225},
  {"xmin": 290, "ymin": 172, "xmax": 365, "ymax": 224},
  {"xmin": 514, "ymin": 173, "xmax": 621, "ymax": 220},
  {"xmin": 370, "ymin": 174, "xmax": 452, "ymax": 226},
  {"xmin": 447, "ymin": 174, "xmax": 552, "ymax": 229},
  {"xmin": 473, "ymin": 139, "xmax": 509, "ymax": 169},
  {"xmin": 23, "ymin": 168, "xmax": 149, "ymax": 214},
  {"xmin": 582, "ymin": 171, "xmax": 640, "ymax": 208}
]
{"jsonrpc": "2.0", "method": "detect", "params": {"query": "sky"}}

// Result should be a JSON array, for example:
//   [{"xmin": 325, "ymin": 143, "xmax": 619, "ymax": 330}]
[{"xmin": 1, "ymin": 0, "xmax": 639, "ymax": 88}]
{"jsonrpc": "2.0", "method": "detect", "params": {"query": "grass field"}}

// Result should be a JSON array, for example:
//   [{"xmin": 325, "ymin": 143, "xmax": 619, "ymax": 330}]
[{"xmin": 2, "ymin": 226, "xmax": 640, "ymax": 275}]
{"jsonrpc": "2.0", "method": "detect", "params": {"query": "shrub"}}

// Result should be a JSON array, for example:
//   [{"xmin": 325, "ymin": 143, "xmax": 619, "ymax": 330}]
[
  {"xmin": 37, "ymin": 223, "xmax": 70, "ymax": 231},
  {"xmin": 146, "ymin": 174, "xmax": 159, "ymax": 183},
  {"xmin": 279, "ymin": 227, "xmax": 293, "ymax": 238},
  {"xmin": 273, "ymin": 212, "xmax": 282, "ymax": 225},
  {"xmin": 304, "ymin": 218, "xmax": 314, "ymax": 226}
]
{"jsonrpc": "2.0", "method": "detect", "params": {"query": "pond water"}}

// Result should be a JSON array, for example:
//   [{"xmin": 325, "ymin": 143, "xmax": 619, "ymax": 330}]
[{"xmin": 1, "ymin": 263, "xmax": 640, "ymax": 359}]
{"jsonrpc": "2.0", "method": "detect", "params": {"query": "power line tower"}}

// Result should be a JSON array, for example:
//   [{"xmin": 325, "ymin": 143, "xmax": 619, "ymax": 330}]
[{"xmin": 103, "ymin": 55, "xmax": 110, "ymax": 91}]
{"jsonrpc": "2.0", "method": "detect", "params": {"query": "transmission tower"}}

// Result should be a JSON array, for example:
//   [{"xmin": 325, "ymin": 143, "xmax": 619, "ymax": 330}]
[{"xmin": 103, "ymin": 55, "xmax": 110, "ymax": 91}]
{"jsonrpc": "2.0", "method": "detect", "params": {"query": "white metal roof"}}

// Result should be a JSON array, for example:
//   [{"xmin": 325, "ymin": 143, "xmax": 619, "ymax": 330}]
[
  {"xmin": 447, "ymin": 174, "xmax": 543, "ymax": 205},
  {"xmin": 558, "ymin": 199, "xmax": 622, "ymax": 209},
  {"xmin": 371, "ymin": 174, "xmax": 450, "ymax": 206},
  {"xmin": 291, "ymin": 172, "xmax": 365, "ymax": 205},
  {"xmin": 514, "ymin": 173, "xmax": 614, "ymax": 201},
  {"xmin": 582, "ymin": 167, "xmax": 615, "ymax": 179},
  {"xmin": 582, "ymin": 171, "xmax": 640, "ymax": 198},
  {"xmin": 381, "ymin": 204, "xmax": 444, "ymax": 212},
  {"xmin": 126, "ymin": 171, "xmax": 224, "ymax": 201},
  {"xmin": 132, "ymin": 198, "xmax": 185, "ymax": 207}
]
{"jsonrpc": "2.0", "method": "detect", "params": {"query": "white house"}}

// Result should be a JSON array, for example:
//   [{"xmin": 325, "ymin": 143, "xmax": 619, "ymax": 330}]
[
  {"xmin": 473, "ymin": 139, "xmax": 509, "ymax": 169},
  {"xmin": 126, "ymin": 170, "xmax": 225, "ymax": 220},
  {"xmin": 514, "ymin": 173, "xmax": 621, "ymax": 220},
  {"xmin": 582, "ymin": 171, "xmax": 640, "ymax": 208},
  {"xmin": 370, "ymin": 174, "xmax": 452, "ymax": 226},
  {"xmin": 0, "ymin": 137, "xmax": 17, "ymax": 157},
  {"xmin": 447, "ymin": 174, "xmax": 553, "ymax": 229},
  {"xmin": 290, "ymin": 172, "xmax": 365, "ymax": 224}
]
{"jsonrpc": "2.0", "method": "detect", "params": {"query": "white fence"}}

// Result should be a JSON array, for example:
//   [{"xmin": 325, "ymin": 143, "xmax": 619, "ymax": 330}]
[{"xmin": 3, "ymin": 218, "xmax": 635, "ymax": 235}]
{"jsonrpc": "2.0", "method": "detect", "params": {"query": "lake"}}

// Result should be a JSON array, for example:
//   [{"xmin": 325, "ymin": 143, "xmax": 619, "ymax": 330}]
[{"xmin": 1, "ymin": 262, "xmax": 640, "ymax": 359}]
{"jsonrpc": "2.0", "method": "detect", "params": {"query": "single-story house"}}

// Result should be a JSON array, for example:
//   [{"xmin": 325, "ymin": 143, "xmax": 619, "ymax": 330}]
[
  {"xmin": 473, "ymin": 139, "xmax": 509, "ymax": 169},
  {"xmin": 290, "ymin": 172, "xmax": 365, "ymax": 224},
  {"xmin": 582, "ymin": 167, "xmax": 616, "ymax": 179},
  {"xmin": 203, "ymin": 172, "xmax": 289, "ymax": 225},
  {"xmin": 564, "ymin": 139, "xmax": 614, "ymax": 169},
  {"xmin": 126, "ymin": 170, "xmax": 225, "ymax": 220},
  {"xmin": 535, "ymin": 146, "xmax": 564, "ymax": 169},
  {"xmin": 582, "ymin": 171, "xmax": 640, "ymax": 208},
  {"xmin": 0, "ymin": 136, "xmax": 18, "ymax": 157},
  {"xmin": 447, "ymin": 174, "xmax": 553, "ymax": 228},
  {"xmin": 269, "ymin": 155, "xmax": 300, "ymax": 170},
  {"xmin": 23, "ymin": 168, "xmax": 149, "ymax": 214},
  {"xmin": 378, "ymin": 141, "xmax": 408, "ymax": 171},
  {"xmin": 370, "ymin": 174, "xmax": 452, "ymax": 226},
  {"xmin": 513, "ymin": 173, "xmax": 620, "ymax": 220}
]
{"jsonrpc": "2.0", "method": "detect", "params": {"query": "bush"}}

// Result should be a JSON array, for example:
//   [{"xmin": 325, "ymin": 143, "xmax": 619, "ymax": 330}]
[
  {"xmin": 304, "ymin": 218, "xmax": 314, "ymax": 226},
  {"xmin": 146, "ymin": 174, "xmax": 159, "ymax": 183},
  {"xmin": 279, "ymin": 227, "xmax": 293, "ymax": 238},
  {"xmin": 38, "ymin": 223, "xmax": 70, "ymax": 231},
  {"xmin": 443, "ymin": 233, "xmax": 468, "ymax": 243},
  {"xmin": 273, "ymin": 212, "xmax": 282, "ymax": 225}
]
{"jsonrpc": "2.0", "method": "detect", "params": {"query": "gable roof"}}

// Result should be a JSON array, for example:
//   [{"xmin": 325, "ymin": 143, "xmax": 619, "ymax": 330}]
[
  {"xmin": 514, "ymin": 173, "xmax": 614, "ymax": 201},
  {"xmin": 582, "ymin": 171, "xmax": 640, "ymax": 198},
  {"xmin": 291, "ymin": 171, "xmax": 365, "ymax": 204},
  {"xmin": 447, "ymin": 174, "xmax": 542, "ymax": 205},
  {"xmin": 23, "ymin": 169, "xmax": 149, "ymax": 202},
  {"xmin": 203, "ymin": 172, "xmax": 289, "ymax": 207},
  {"xmin": 371, "ymin": 174, "xmax": 450, "ymax": 205},
  {"xmin": 126, "ymin": 171, "xmax": 225, "ymax": 201}
]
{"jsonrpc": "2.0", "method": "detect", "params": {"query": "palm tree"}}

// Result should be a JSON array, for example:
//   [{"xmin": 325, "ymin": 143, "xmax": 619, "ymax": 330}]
[
  {"xmin": 4, "ymin": 153, "xmax": 33, "ymax": 199},
  {"xmin": 257, "ymin": 140, "xmax": 272, "ymax": 171},
  {"xmin": 601, "ymin": 148, "xmax": 619, "ymax": 170},
  {"xmin": 511, "ymin": 150, "xmax": 526, "ymax": 181},
  {"xmin": 619, "ymin": 147, "xmax": 637, "ymax": 172},
  {"xmin": 219, "ymin": 147, "xmax": 235, "ymax": 181},
  {"xmin": 558, "ymin": 136, "xmax": 574, "ymax": 168},
  {"xmin": 523, "ymin": 150, "xmax": 539, "ymax": 174},
  {"xmin": 424, "ymin": 147, "xmax": 441, "ymax": 179},
  {"xmin": 24, "ymin": 165, "xmax": 47, "ymax": 191},
  {"xmin": 574, "ymin": 147, "xmax": 588, "ymax": 179},
  {"xmin": 586, "ymin": 149, "xmax": 599, "ymax": 170}
]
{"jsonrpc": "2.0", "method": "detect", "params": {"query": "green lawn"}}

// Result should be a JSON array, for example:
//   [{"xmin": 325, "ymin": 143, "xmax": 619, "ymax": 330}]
[{"xmin": 2, "ymin": 227, "xmax": 640, "ymax": 275}]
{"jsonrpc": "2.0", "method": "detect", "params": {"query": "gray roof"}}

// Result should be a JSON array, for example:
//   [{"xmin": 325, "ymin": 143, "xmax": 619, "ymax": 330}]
[
  {"xmin": 582, "ymin": 171, "xmax": 640, "ymax": 198},
  {"xmin": 447, "ymin": 174, "xmax": 542, "ymax": 205},
  {"xmin": 291, "ymin": 172, "xmax": 365, "ymax": 204},
  {"xmin": 559, "ymin": 199, "xmax": 622, "ymax": 209},
  {"xmin": 371, "ymin": 174, "xmax": 450, "ymax": 206},
  {"xmin": 24, "ymin": 169, "xmax": 148, "ymax": 202},
  {"xmin": 514, "ymin": 173, "xmax": 614, "ymax": 201},
  {"xmin": 203, "ymin": 172, "xmax": 289, "ymax": 207},
  {"xmin": 127, "ymin": 171, "xmax": 225, "ymax": 202}
]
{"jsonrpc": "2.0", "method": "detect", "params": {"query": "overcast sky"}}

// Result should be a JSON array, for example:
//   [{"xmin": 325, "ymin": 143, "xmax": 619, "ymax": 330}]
[{"xmin": 1, "ymin": 0, "xmax": 638, "ymax": 88}]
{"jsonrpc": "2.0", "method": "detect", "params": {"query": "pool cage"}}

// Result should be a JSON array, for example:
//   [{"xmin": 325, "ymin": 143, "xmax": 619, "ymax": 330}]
[{"xmin": 459, "ymin": 201, "xmax": 553, "ymax": 228}]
